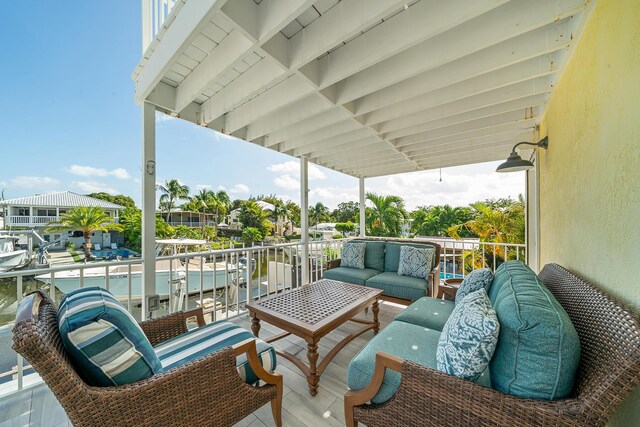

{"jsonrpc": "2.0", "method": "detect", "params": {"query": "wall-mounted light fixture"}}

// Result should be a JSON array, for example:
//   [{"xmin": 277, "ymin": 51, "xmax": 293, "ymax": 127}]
[{"xmin": 496, "ymin": 137, "xmax": 549, "ymax": 173}]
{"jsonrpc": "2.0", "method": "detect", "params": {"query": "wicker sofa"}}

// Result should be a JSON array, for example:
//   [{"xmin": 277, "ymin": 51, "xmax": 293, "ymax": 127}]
[
  {"xmin": 344, "ymin": 262, "xmax": 640, "ymax": 427},
  {"xmin": 323, "ymin": 238, "xmax": 442, "ymax": 302},
  {"xmin": 12, "ymin": 291, "xmax": 283, "ymax": 427}
]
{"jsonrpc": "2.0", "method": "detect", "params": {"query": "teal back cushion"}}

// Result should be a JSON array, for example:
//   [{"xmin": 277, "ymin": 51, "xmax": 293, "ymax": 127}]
[
  {"xmin": 351, "ymin": 240, "xmax": 386, "ymax": 271},
  {"xmin": 488, "ymin": 261, "xmax": 580, "ymax": 400},
  {"xmin": 58, "ymin": 287, "xmax": 163, "ymax": 387},
  {"xmin": 384, "ymin": 242, "xmax": 436, "ymax": 272}
]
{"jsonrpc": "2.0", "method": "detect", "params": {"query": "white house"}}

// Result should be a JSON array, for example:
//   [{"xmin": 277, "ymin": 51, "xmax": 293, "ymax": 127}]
[{"xmin": 0, "ymin": 191, "xmax": 125, "ymax": 249}]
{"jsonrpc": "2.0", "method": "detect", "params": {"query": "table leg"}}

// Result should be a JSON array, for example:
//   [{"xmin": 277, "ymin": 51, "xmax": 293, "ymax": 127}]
[
  {"xmin": 251, "ymin": 314, "xmax": 261, "ymax": 337},
  {"xmin": 372, "ymin": 300, "xmax": 380, "ymax": 335},
  {"xmin": 307, "ymin": 342, "xmax": 319, "ymax": 396}
]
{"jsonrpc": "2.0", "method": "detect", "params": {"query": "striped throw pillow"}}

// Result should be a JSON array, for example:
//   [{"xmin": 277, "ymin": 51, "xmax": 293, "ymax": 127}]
[
  {"xmin": 58, "ymin": 287, "xmax": 163, "ymax": 386},
  {"xmin": 154, "ymin": 320, "xmax": 277, "ymax": 384}
]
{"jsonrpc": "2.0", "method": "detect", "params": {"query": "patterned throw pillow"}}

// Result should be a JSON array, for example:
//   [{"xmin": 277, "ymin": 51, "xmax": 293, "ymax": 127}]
[
  {"xmin": 397, "ymin": 246, "xmax": 434, "ymax": 279},
  {"xmin": 436, "ymin": 289, "xmax": 500, "ymax": 381},
  {"xmin": 340, "ymin": 242, "xmax": 366, "ymax": 269},
  {"xmin": 455, "ymin": 268, "xmax": 494, "ymax": 305},
  {"xmin": 58, "ymin": 287, "xmax": 163, "ymax": 386}
]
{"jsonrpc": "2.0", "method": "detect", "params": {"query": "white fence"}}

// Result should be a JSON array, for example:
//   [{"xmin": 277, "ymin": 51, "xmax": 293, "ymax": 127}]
[
  {"xmin": 142, "ymin": 0, "xmax": 178, "ymax": 51},
  {"xmin": 0, "ymin": 238, "xmax": 346, "ymax": 395}
]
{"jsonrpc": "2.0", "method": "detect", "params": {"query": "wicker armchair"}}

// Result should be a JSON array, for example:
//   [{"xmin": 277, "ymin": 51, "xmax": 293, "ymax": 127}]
[
  {"xmin": 12, "ymin": 291, "xmax": 283, "ymax": 427},
  {"xmin": 344, "ymin": 263, "xmax": 640, "ymax": 426}
]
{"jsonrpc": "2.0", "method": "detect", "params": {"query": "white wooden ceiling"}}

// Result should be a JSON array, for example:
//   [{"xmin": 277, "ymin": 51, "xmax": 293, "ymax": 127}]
[{"xmin": 133, "ymin": 0, "xmax": 591, "ymax": 178}]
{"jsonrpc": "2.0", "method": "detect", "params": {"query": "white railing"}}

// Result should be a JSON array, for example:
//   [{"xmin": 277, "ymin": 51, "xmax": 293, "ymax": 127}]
[
  {"xmin": 0, "ymin": 238, "xmax": 346, "ymax": 395},
  {"xmin": 8, "ymin": 216, "xmax": 58, "ymax": 226},
  {"xmin": 142, "ymin": 0, "xmax": 178, "ymax": 52},
  {"xmin": 424, "ymin": 237, "xmax": 526, "ymax": 279}
]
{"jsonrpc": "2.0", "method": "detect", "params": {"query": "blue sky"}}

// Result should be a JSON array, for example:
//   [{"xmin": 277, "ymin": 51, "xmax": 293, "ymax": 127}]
[{"xmin": 0, "ymin": 1, "xmax": 523, "ymax": 210}]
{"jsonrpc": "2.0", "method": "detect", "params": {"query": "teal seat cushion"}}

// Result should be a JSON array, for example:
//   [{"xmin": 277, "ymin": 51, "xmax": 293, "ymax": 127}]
[
  {"xmin": 351, "ymin": 240, "xmax": 386, "ymax": 271},
  {"xmin": 394, "ymin": 297, "xmax": 455, "ymax": 331},
  {"xmin": 58, "ymin": 287, "xmax": 163, "ymax": 387},
  {"xmin": 488, "ymin": 261, "xmax": 581, "ymax": 400},
  {"xmin": 365, "ymin": 272, "xmax": 428, "ymax": 302},
  {"xmin": 154, "ymin": 320, "xmax": 276, "ymax": 384},
  {"xmin": 323, "ymin": 267, "xmax": 381, "ymax": 286},
  {"xmin": 384, "ymin": 242, "xmax": 437, "ymax": 273},
  {"xmin": 347, "ymin": 321, "xmax": 491, "ymax": 404}
]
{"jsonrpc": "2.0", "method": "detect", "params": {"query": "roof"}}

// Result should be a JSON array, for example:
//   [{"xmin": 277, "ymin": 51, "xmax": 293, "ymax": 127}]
[
  {"xmin": 0, "ymin": 192, "xmax": 124, "ymax": 209},
  {"xmin": 133, "ymin": 0, "xmax": 592, "ymax": 178}
]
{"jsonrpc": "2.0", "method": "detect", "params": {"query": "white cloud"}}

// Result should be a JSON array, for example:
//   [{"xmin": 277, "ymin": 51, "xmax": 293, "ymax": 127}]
[
  {"xmin": 268, "ymin": 161, "xmax": 326, "ymax": 180},
  {"xmin": 229, "ymin": 183, "xmax": 250, "ymax": 194},
  {"xmin": 73, "ymin": 181, "xmax": 118, "ymax": 194},
  {"xmin": 5, "ymin": 176, "xmax": 60, "ymax": 189},
  {"xmin": 156, "ymin": 112, "xmax": 176, "ymax": 122},
  {"xmin": 274, "ymin": 174, "xmax": 300, "ymax": 190},
  {"xmin": 67, "ymin": 165, "xmax": 131, "ymax": 180}
]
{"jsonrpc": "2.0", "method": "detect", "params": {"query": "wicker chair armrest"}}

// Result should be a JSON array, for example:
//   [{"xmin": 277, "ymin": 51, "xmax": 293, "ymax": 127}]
[
  {"xmin": 139, "ymin": 308, "xmax": 205, "ymax": 346},
  {"xmin": 345, "ymin": 352, "xmax": 583, "ymax": 427},
  {"xmin": 325, "ymin": 258, "xmax": 341, "ymax": 270},
  {"xmin": 81, "ymin": 340, "xmax": 282, "ymax": 426}
]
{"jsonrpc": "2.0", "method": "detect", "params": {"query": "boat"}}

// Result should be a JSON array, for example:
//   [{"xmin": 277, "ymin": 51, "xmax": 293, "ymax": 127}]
[
  {"xmin": 0, "ymin": 236, "xmax": 29, "ymax": 272},
  {"xmin": 35, "ymin": 239, "xmax": 244, "ymax": 300}
]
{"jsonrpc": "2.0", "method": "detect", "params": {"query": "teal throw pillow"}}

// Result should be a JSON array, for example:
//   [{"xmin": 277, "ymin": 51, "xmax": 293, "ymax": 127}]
[
  {"xmin": 340, "ymin": 242, "xmax": 366, "ymax": 269},
  {"xmin": 455, "ymin": 268, "xmax": 494, "ymax": 305},
  {"xmin": 436, "ymin": 289, "xmax": 500, "ymax": 381},
  {"xmin": 397, "ymin": 245, "xmax": 434, "ymax": 280},
  {"xmin": 58, "ymin": 287, "xmax": 163, "ymax": 386}
]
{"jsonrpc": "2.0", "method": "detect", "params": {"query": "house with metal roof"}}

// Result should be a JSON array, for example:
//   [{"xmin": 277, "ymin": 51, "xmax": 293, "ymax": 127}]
[{"xmin": 0, "ymin": 191, "xmax": 125, "ymax": 249}]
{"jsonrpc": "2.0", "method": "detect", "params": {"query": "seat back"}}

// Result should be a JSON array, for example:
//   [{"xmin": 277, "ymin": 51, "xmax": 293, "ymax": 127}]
[
  {"xmin": 12, "ymin": 291, "xmax": 90, "ymax": 421},
  {"xmin": 539, "ymin": 264, "xmax": 640, "ymax": 422}
]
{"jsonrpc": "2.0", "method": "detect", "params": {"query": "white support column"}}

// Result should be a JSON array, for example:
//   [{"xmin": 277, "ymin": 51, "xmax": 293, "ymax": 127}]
[
  {"xmin": 525, "ymin": 152, "xmax": 540, "ymax": 272},
  {"xmin": 300, "ymin": 157, "xmax": 309, "ymax": 285},
  {"xmin": 359, "ymin": 177, "xmax": 366, "ymax": 237},
  {"xmin": 142, "ymin": 102, "xmax": 157, "ymax": 319}
]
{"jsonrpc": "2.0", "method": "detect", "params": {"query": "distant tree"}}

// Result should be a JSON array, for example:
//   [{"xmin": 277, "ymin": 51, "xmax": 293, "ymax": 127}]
[
  {"xmin": 173, "ymin": 225, "xmax": 202, "ymax": 240},
  {"xmin": 46, "ymin": 207, "xmax": 123, "ymax": 258},
  {"xmin": 309, "ymin": 202, "xmax": 331, "ymax": 230},
  {"xmin": 335, "ymin": 221, "xmax": 355, "ymax": 237},
  {"xmin": 285, "ymin": 201, "xmax": 301, "ymax": 227},
  {"xmin": 365, "ymin": 193, "xmax": 407, "ymax": 237},
  {"xmin": 87, "ymin": 193, "xmax": 137, "ymax": 209},
  {"xmin": 119, "ymin": 207, "xmax": 174, "ymax": 252},
  {"xmin": 331, "ymin": 201, "xmax": 359, "ymax": 223},
  {"xmin": 411, "ymin": 205, "xmax": 474, "ymax": 237},
  {"xmin": 157, "ymin": 179, "xmax": 190, "ymax": 219},
  {"xmin": 239, "ymin": 201, "xmax": 272, "ymax": 238},
  {"xmin": 242, "ymin": 227, "xmax": 263, "ymax": 243}
]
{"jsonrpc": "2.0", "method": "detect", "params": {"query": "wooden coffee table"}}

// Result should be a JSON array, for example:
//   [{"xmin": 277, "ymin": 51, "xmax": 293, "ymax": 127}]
[{"xmin": 246, "ymin": 279, "xmax": 383, "ymax": 396}]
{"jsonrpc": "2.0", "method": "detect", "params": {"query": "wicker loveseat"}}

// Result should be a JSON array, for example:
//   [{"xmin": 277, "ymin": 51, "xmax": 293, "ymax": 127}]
[
  {"xmin": 344, "ymin": 263, "xmax": 640, "ymax": 426},
  {"xmin": 324, "ymin": 238, "xmax": 442, "ymax": 302},
  {"xmin": 12, "ymin": 291, "xmax": 283, "ymax": 427}
]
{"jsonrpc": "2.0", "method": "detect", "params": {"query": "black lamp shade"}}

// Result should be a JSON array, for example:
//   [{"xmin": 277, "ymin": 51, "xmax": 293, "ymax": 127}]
[{"xmin": 496, "ymin": 151, "xmax": 535, "ymax": 173}]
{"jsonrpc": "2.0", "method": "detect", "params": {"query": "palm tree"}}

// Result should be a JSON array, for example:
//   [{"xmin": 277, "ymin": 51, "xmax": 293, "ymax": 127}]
[
  {"xmin": 46, "ymin": 207, "xmax": 123, "ymax": 258},
  {"xmin": 268, "ymin": 200, "xmax": 291, "ymax": 236},
  {"xmin": 365, "ymin": 193, "xmax": 407, "ymax": 237},
  {"xmin": 157, "ymin": 179, "xmax": 190, "ymax": 220},
  {"xmin": 309, "ymin": 202, "xmax": 330, "ymax": 233}
]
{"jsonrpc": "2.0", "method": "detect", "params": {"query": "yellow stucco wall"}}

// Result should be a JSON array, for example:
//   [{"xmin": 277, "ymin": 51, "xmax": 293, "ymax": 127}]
[{"xmin": 539, "ymin": 0, "xmax": 640, "ymax": 424}]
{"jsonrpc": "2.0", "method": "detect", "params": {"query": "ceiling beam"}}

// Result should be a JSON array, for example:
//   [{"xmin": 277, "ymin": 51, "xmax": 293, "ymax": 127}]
[
  {"xmin": 263, "ymin": 108, "xmax": 352, "ymax": 147},
  {"xmin": 304, "ymin": 137, "xmax": 382, "ymax": 159},
  {"xmin": 351, "ymin": 19, "xmax": 571, "ymax": 116},
  {"xmin": 293, "ymin": 129, "xmax": 375, "ymax": 157},
  {"xmin": 135, "ymin": 0, "xmax": 227, "ymax": 104},
  {"xmin": 403, "ymin": 130, "xmax": 535, "ymax": 157},
  {"xmin": 330, "ymin": 0, "xmax": 583, "ymax": 105}
]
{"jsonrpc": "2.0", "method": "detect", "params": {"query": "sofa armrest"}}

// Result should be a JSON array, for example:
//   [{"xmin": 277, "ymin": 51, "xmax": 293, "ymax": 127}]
[
  {"xmin": 325, "ymin": 258, "xmax": 341, "ymax": 271},
  {"xmin": 140, "ymin": 308, "xmax": 205, "ymax": 346},
  {"xmin": 427, "ymin": 265, "xmax": 440, "ymax": 297},
  {"xmin": 344, "ymin": 351, "xmax": 582, "ymax": 427}
]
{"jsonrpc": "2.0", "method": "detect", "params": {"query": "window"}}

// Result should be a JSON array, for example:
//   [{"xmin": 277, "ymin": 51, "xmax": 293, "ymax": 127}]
[
  {"xmin": 17, "ymin": 208, "xmax": 29, "ymax": 216},
  {"xmin": 36, "ymin": 209, "xmax": 56, "ymax": 216},
  {"xmin": 59, "ymin": 209, "xmax": 66, "ymax": 215},
  {"xmin": 44, "ymin": 235, "xmax": 50, "ymax": 242}
]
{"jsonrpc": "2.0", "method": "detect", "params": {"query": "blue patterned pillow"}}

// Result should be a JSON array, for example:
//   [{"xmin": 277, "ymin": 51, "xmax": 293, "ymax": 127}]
[
  {"xmin": 436, "ymin": 289, "xmax": 500, "ymax": 381},
  {"xmin": 455, "ymin": 268, "xmax": 494, "ymax": 305},
  {"xmin": 341, "ymin": 242, "xmax": 366, "ymax": 269},
  {"xmin": 58, "ymin": 287, "xmax": 163, "ymax": 386},
  {"xmin": 397, "ymin": 245, "xmax": 434, "ymax": 279}
]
